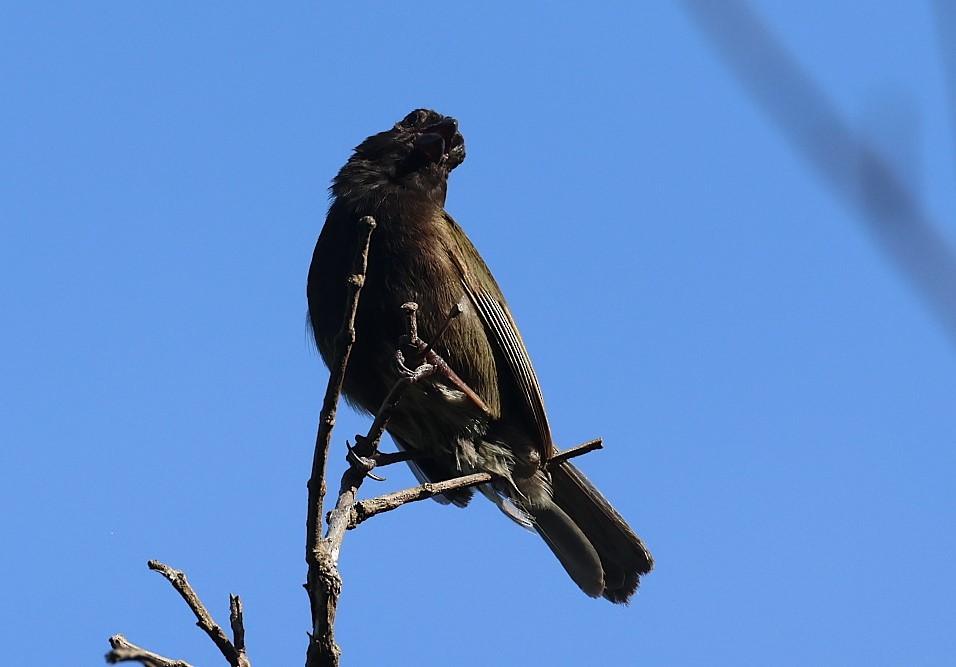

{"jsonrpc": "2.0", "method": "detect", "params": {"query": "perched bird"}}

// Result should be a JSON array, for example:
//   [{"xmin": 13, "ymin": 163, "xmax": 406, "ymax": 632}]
[{"xmin": 307, "ymin": 109, "xmax": 652, "ymax": 602}]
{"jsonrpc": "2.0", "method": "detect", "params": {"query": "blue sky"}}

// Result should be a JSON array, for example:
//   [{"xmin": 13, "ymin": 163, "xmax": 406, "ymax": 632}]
[{"xmin": 3, "ymin": 2, "xmax": 955, "ymax": 665}]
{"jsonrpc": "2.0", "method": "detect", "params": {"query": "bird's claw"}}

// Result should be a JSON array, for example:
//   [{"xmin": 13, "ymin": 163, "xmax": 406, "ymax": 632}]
[{"xmin": 347, "ymin": 439, "xmax": 386, "ymax": 481}]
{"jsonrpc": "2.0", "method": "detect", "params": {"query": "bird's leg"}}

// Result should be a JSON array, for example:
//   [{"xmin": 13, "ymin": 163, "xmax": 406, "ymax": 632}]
[{"xmin": 345, "ymin": 308, "xmax": 447, "ymax": 483}]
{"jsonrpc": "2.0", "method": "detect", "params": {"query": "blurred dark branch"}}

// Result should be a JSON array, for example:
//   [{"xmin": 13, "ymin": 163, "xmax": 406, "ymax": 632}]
[
  {"xmin": 934, "ymin": 1, "xmax": 956, "ymax": 167},
  {"xmin": 682, "ymin": 0, "xmax": 956, "ymax": 344}
]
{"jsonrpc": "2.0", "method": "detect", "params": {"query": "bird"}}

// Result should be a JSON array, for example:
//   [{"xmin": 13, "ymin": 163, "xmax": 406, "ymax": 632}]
[{"xmin": 307, "ymin": 109, "xmax": 652, "ymax": 603}]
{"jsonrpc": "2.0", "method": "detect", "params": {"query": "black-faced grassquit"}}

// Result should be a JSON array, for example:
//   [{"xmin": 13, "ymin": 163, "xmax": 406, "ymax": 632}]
[{"xmin": 307, "ymin": 109, "xmax": 652, "ymax": 602}]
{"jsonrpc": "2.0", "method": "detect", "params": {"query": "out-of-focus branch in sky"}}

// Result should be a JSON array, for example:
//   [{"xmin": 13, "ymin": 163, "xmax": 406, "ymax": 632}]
[
  {"xmin": 934, "ymin": 1, "xmax": 956, "ymax": 166},
  {"xmin": 682, "ymin": 0, "xmax": 956, "ymax": 345}
]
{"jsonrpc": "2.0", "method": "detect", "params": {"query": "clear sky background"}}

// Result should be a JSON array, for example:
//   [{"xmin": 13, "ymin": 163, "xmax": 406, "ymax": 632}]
[{"xmin": 3, "ymin": 2, "xmax": 955, "ymax": 665}]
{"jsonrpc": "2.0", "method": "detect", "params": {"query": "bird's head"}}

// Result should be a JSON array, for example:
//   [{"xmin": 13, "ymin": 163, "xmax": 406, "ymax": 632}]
[{"xmin": 334, "ymin": 109, "xmax": 466, "ymax": 205}]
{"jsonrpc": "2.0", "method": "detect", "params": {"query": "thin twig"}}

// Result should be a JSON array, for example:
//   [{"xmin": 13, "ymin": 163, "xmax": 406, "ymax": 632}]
[
  {"xmin": 147, "ymin": 561, "xmax": 250, "ymax": 667},
  {"xmin": 305, "ymin": 215, "xmax": 375, "ymax": 667},
  {"xmin": 348, "ymin": 472, "xmax": 494, "ymax": 528},
  {"xmin": 398, "ymin": 302, "xmax": 490, "ymax": 416},
  {"xmin": 401, "ymin": 301, "xmax": 419, "ymax": 341},
  {"xmin": 342, "ymin": 448, "xmax": 423, "ymax": 483},
  {"xmin": 415, "ymin": 302, "xmax": 463, "ymax": 360},
  {"xmin": 548, "ymin": 438, "xmax": 603, "ymax": 466},
  {"xmin": 347, "ymin": 438, "xmax": 604, "ymax": 529},
  {"xmin": 105, "ymin": 634, "xmax": 194, "ymax": 667},
  {"xmin": 373, "ymin": 450, "xmax": 420, "ymax": 467}
]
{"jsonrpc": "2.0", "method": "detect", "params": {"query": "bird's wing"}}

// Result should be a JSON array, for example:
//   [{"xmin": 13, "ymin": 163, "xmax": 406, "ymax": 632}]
[{"xmin": 443, "ymin": 212, "xmax": 555, "ymax": 460}]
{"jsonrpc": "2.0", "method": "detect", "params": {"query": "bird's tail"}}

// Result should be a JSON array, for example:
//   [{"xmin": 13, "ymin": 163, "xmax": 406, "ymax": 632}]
[{"xmin": 529, "ymin": 461, "xmax": 653, "ymax": 604}]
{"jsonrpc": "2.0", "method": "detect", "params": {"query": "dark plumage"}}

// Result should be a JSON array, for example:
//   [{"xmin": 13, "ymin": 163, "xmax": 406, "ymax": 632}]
[{"xmin": 307, "ymin": 109, "xmax": 653, "ymax": 602}]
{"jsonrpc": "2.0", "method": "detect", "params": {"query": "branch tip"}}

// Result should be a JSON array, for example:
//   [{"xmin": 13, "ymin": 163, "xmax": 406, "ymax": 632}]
[{"xmin": 548, "ymin": 438, "xmax": 604, "ymax": 466}]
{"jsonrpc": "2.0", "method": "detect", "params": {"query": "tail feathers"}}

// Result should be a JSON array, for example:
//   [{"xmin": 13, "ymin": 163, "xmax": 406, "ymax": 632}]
[
  {"xmin": 530, "ymin": 502, "xmax": 605, "ymax": 598},
  {"xmin": 391, "ymin": 434, "xmax": 653, "ymax": 603},
  {"xmin": 544, "ymin": 461, "xmax": 654, "ymax": 604}
]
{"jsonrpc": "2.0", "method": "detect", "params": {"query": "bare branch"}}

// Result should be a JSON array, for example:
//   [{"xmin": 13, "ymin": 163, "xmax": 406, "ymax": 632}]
[
  {"xmin": 305, "ymin": 215, "xmax": 376, "ymax": 667},
  {"xmin": 105, "ymin": 634, "xmax": 194, "ymax": 667},
  {"xmin": 349, "ymin": 472, "xmax": 494, "ymax": 528},
  {"xmin": 307, "ymin": 215, "xmax": 377, "ymax": 549}
]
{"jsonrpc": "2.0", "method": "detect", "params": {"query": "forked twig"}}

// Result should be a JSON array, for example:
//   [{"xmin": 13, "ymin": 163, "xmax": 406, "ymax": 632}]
[
  {"xmin": 104, "ymin": 561, "xmax": 249, "ymax": 667},
  {"xmin": 148, "ymin": 561, "xmax": 249, "ymax": 666}
]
